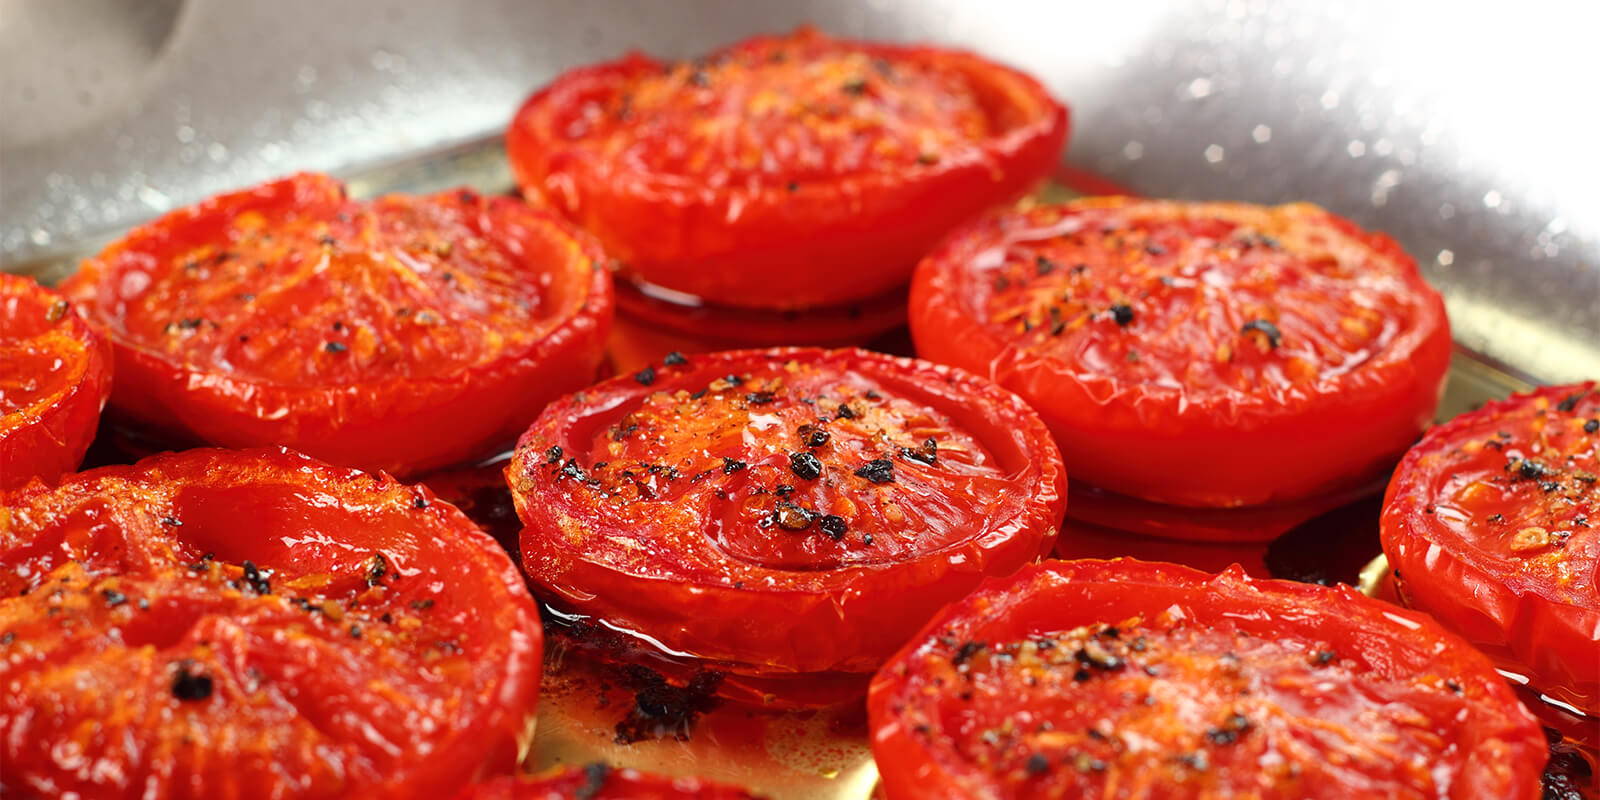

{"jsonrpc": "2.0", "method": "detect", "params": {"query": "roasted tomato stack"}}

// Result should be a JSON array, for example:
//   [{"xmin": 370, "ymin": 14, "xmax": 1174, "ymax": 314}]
[
  {"xmin": 508, "ymin": 27, "xmax": 1067, "ymax": 370},
  {"xmin": 911, "ymin": 197, "xmax": 1454, "ymax": 573},
  {"xmin": 3, "ymin": 21, "xmax": 1592, "ymax": 800},
  {"xmin": 506, "ymin": 347, "xmax": 1065, "ymax": 707}
]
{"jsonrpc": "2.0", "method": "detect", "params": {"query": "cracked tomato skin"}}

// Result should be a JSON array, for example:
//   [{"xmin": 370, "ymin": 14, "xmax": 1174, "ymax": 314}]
[
  {"xmin": 1, "ymin": 274, "xmax": 112, "ymax": 491},
  {"xmin": 868, "ymin": 559, "xmax": 1545, "ymax": 800},
  {"xmin": 507, "ymin": 347, "xmax": 1064, "ymax": 701},
  {"xmin": 453, "ymin": 765, "xmax": 759, "ymax": 800},
  {"xmin": 910, "ymin": 197, "xmax": 1452, "ymax": 510},
  {"xmin": 59, "ymin": 172, "xmax": 613, "ymax": 478},
  {"xmin": 507, "ymin": 27, "xmax": 1067, "ymax": 310},
  {"xmin": 0, "ymin": 447, "xmax": 543, "ymax": 800},
  {"xmin": 1381, "ymin": 382, "xmax": 1600, "ymax": 714}
]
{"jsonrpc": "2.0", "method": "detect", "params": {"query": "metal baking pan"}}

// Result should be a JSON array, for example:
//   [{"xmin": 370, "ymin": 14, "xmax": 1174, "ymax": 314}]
[{"xmin": 3, "ymin": 2, "xmax": 1596, "ymax": 798}]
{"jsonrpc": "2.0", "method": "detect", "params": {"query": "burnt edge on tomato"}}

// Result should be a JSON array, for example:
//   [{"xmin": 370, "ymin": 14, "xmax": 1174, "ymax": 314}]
[
  {"xmin": 59, "ymin": 172, "xmax": 614, "ymax": 478},
  {"xmin": 507, "ymin": 347, "xmax": 1065, "ymax": 705},
  {"xmin": 0, "ymin": 273, "xmax": 113, "ymax": 491},
  {"xmin": 910, "ymin": 197, "xmax": 1452, "ymax": 511},
  {"xmin": 507, "ymin": 26, "xmax": 1068, "ymax": 310},
  {"xmin": 1381, "ymin": 382, "xmax": 1599, "ymax": 715},
  {"xmin": 868, "ymin": 559, "xmax": 1546, "ymax": 800},
  {"xmin": 0, "ymin": 447, "xmax": 544, "ymax": 799},
  {"xmin": 453, "ymin": 764, "xmax": 760, "ymax": 800}
]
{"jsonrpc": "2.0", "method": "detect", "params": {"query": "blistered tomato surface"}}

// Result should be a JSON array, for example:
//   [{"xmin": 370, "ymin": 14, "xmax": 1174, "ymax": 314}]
[
  {"xmin": 507, "ymin": 348, "xmax": 1064, "ymax": 700},
  {"xmin": 1, "ymin": 273, "xmax": 112, "ymax": 490},
  {"xmin": 508, "ymin": 27, "xmax": 1067, "ymax": 309},
  {"xmin": 1382, "ymin": 382, "xmax": 1600, "ymax": 714},
  {"xmin": 60, "ymin": 172, "xmax": 612, "ymax": 478},
  {"xmin": 911, "ymin": 197, "xmax": 1452, "ymax": 509},
  {"xmin": 0, "ymin": 447, "xmax": 543, "ymax": 799},
  {"xmin": 869, "ymin": 559, "xmax": 1545, "ymax": 800}
]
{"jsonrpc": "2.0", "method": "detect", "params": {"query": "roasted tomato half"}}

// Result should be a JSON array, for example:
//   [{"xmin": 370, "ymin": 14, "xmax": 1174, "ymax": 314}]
[
  {"xmin": 507, "ymin": 347, "xmax": 1064, "ymax": 703},
  {"xmin": 868, "ymin": 559, "xmax": 1545, "ymax": 800},
  {"xmin": 0, "ymin": 447, "xmax": 543, "ymax": 799},
  {"xmin": 911, "ymin": 197, "xmax": 1452, "ymax": 509},
  {"xmin": 1, "ymin": 273, "xmax": 112, "ymax": 490},
  {"xmin": 453, "ymin": 765, "xmax": 759, "ymax": 800},
  {"xmin": 1381, "ymin": 382, "xmax": 1600, "ymax": 714},
  {"xmin": 507, "ymin": 27, "xmax": 1067, "ymax": 310},
  {"xmin": 60, "ymin": 172, "xmax": 613, "ymax": 478}
]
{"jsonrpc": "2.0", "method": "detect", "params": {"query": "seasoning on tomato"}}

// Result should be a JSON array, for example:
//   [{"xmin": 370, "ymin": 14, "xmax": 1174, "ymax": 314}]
[
  {"xmin": 868, "ymin": 559, "xmax": 1546, "ymax": 800},
  {"xmin": 59, "ymin": 172, "xmax": 613, "ymax": 478},
  {"xmin": 1, "ymin": 273, "xmax": 112, "ymax": 490},
  {"xmin": 507, "ymin": 347, "xmax": 1064, "ymax": 705},
  {"xmin": 507, "ymin": 27, "xmax": 1067, "ymax": 311},
  {"xmin": 0, "ymin": 447, "xmax": 543, "ymax": 799},
  {"xmin": 1381, "ymin": 382, "xmax": 1600, "ymax": 715},
  {"xmin": 911, "ymin": 197, "xmax": 1452, "ymax": 510},
  {"xmin": 452, "ymin": 765, "xmax": 759, "ymax": 800}
]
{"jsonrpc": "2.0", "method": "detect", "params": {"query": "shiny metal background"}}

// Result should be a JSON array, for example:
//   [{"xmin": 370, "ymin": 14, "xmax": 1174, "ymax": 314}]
[{"xmin": 2, "ymin": 0, "xmax": 1596, "ymax": 381}]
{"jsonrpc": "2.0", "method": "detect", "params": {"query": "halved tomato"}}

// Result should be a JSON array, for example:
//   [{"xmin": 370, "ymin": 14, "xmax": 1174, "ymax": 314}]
[
  {"xmin": 454, "ymin": 765, "xmax": 758, "ymax": 799},
  {"xmin": 1, "ymin": 273, "xmax": 112, "ymax": 490},
  {"xmin": 911, "ymin": 197, "xmax": 1452, "ymax": 509},
  {"xmin": 507, "ymin": 27, "xmax": 1067, "ymax": 310},
  {"xmin": 869, "ymin": 559, "xmax": 1545, "ymax": 800},
  {"xmin": 1381, "ymin": 382, "xmax": 1599, "ymax": 714},
  {"xmin": 0, "ymin": 447, "xmax": 543, "ymax": 799},
  {"xmin": 507, "ymin": 347, "xmax": 1064, "ymax": 705},
  {"xmin": 59, "ymin": 172, "xmax": 613, "ymax": 478}
]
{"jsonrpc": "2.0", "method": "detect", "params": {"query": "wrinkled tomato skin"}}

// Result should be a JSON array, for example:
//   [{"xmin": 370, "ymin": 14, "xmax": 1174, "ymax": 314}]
[
  {"xmin": 0, "ymin": 447, "xmax": 543, "ymax": 799},
  {"xmin": 911, "ymin": 197, "xmax": 1452, "ymax": 510},
  {"xmin": 1381, "ymin": 382, "xmax": 1600, "ymax": 715},
  {"xmin": 0, "ymin": 274, "xmax": 113, "ymax": 490},
  {"xmin": 508, "ymin": 347, "xmax": 1064, "ymax": 701},
  {"xmin": 60, "ymin": 173, "xmax": 613, "ymax": 478},
  {"xmin": 507, "ymin": 28, "xmax": 1067, "ymax": 310},
  {"xmin": 453, "ymin": 766, "xmax": 759, "ymax": 800},
  {"xmin": 868, "ymin": 559, "xmax": 1545, "ymax": 800}
]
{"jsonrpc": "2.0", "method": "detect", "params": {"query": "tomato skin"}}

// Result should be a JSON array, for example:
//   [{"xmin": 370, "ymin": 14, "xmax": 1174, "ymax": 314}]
[
  {"xmin": 868, "ymin": 559, "xmax": 1545, "ymax": 800},
  {"xmin": 452, "ymin": 766, "xmax": 759, "ymax": 800},
  {"xmin": 0, "ymin": 447, "xmax": 543, "ymax": 799},
  {"xmin": 60, "ymin": 173, "xmax": 613, "ymax": 478},
  {"xmin": 1381, "ymin": 382, "xmax": 1600, "ymax": 714},
  {"xmin": 0, "ymin": 274, "xmax": 113, "ymax": 490},
  {"xmin": 507, "ymin": 28, "xmax": 1067, "ymax": 310},
  {"xmin": 507, "ymin": 347, "xmax": 1064, "ymax": 699},
  {"xmin": 911, "ymin": 197, "xmax": 1452, "ymax": 509}
]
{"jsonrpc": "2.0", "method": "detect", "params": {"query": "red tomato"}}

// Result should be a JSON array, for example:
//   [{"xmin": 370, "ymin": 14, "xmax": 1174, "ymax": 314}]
[
  {"xmin": 911, "ymin": 197, "xmax": 1452, "ymax": 509},
  {"xmin": 507, "ymin": 347, "xmax": 1064, "ymax": 704},
  {"xmin": 507, "ymin": 27, "xmax": 1067, "ymax": 310},
  {"xmin": 59, "ymin": 172, "xmax": 613, "ymax": 478},
  {"xmin": 0, "ymin": 447, "xmax": 543, "ymax": 799},
  {"xmin": 1065, "ymin": 475, "xmax": 1385, "ymax": 543},
  {"xmin": 453, "ymin": 765, "xmax": 758, "ymax": 800},
  {"xmin": 1, "ymin": 274, "xmax": 112, "ymax": 490},
  {"xmin": 1381, "ymin": 382, "xmax": 1600, "ymax": 714},
  {"xmin": 868, "ymin": 559, "xmax": 1546, "ymax": 800}
]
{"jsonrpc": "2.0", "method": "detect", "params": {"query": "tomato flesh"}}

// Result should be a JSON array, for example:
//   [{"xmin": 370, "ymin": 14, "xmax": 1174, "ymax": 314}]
[
  {"xmin": 911, "ymin": 197, "xmax": 1452, "ymax": 509},
  {"xmin": 1382, "ymin": 382, "xmax": 1600, "ymax": 714},
  {"xmin": 60, "ymin": 172, "xmax": 613, "ymax": 477},
  {"xmin": 1, "ymin": 274, "xmax": 112, "ymax": 490},
  {"xmin": 508, "ymin": 27, "xmax": 1067, "ymax": 310},
  {"xmin": 453, "ymin": 765, "xmax": 758, "ymax": 799},
  {"xmin": 508, "ymin": 348, "xmax": 1063, "ymax": 697},
  {"xmin": 869, "ymin": 560, "xmax": 1545, "ymax": 800},
  {"xmin": 0, "ymin": 447, "xmax": 543, "ymax": 799}
]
